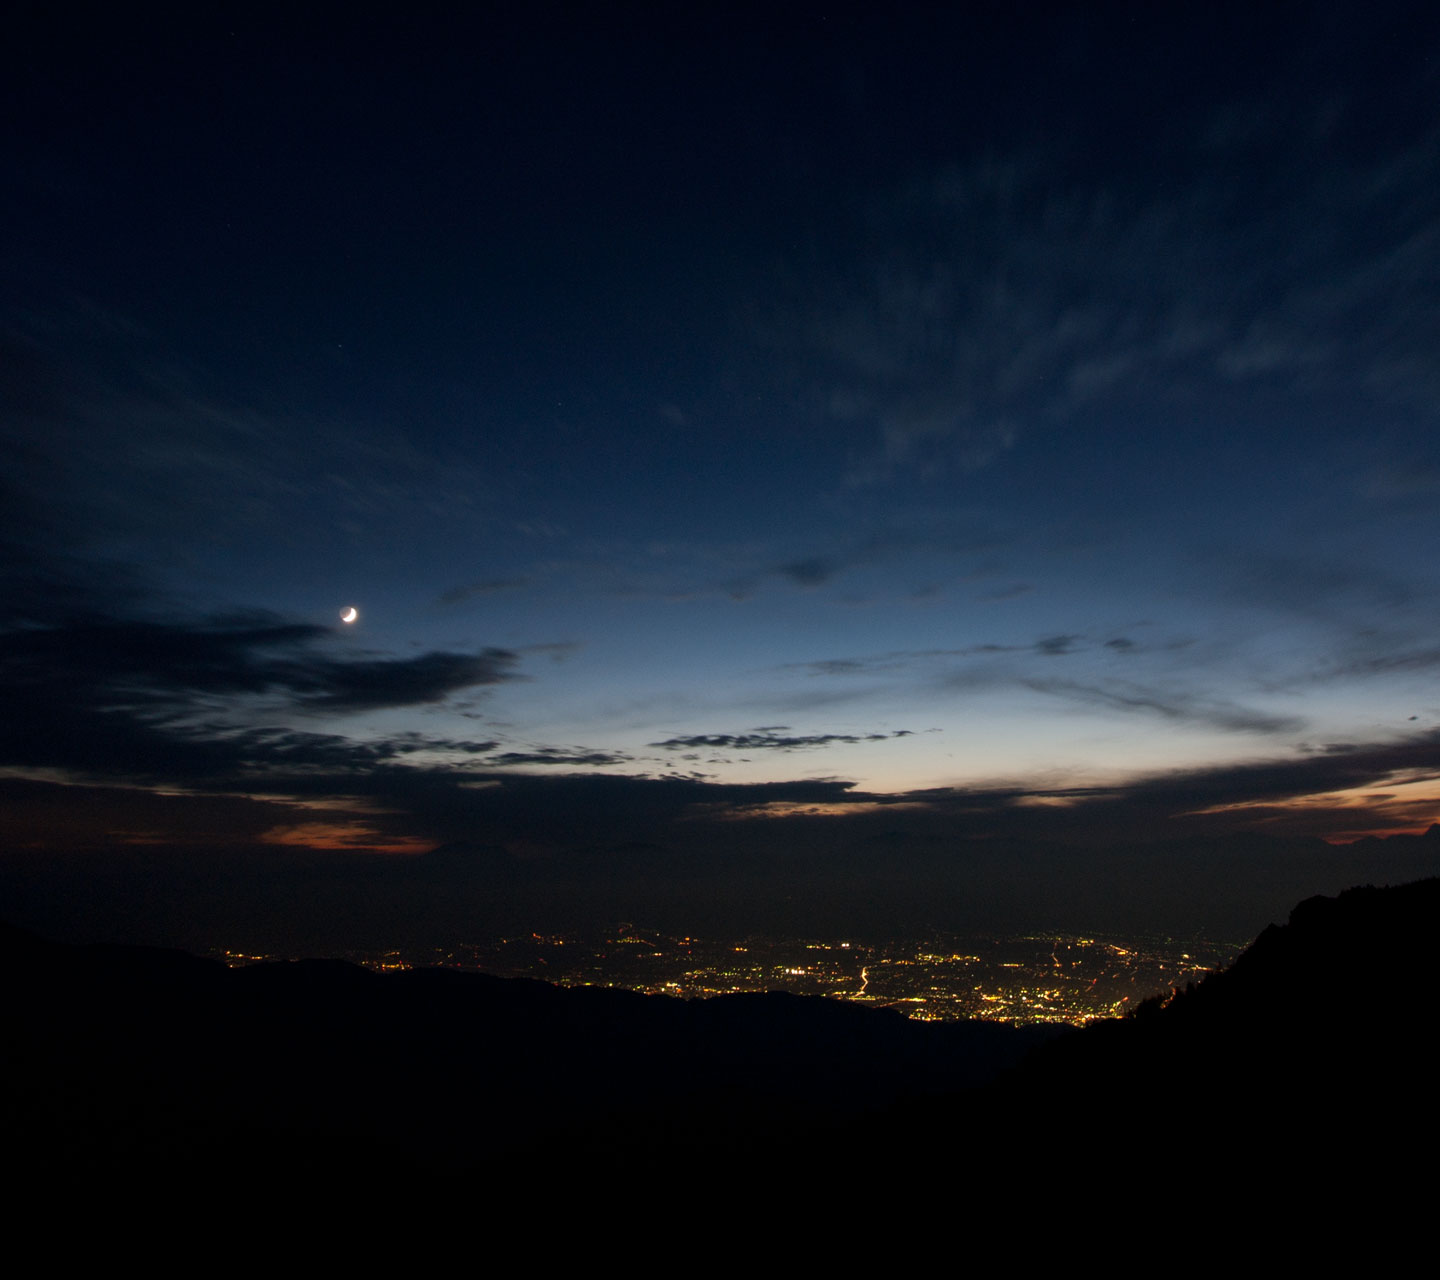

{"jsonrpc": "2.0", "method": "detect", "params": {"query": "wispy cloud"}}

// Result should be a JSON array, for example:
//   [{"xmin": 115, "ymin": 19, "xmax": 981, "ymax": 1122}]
[
  {"xmin": 775, "ymin": 633, "xmax": 1298, "ymax": 736},
  {"xmin": 1217, "ymin": 552, "xmax": 1418, "ymax": 618},
  {"xmin": 714, "ymin": 517, "xmax": 1011, "ymax": 600},
  {"xmin": 0, "ymin": 302, "xmax": 500, "ymax": 564},
  {"xmin": 754, "ymin": 90, "xmax": 1440, "ymax": 489},
  {"xmin": 436, "ymin": 579, "xmax": 530, "ymax": 607},
  {"xmin": 1021, "ymin": 677, "xmax": 1304, "ymax": 735},
  {"xmin": 0, "ymin": 613, "xmax": 519, "ymax": 715},
  {"xmin": 651, "ymin": 728, "xmax": 913, "ymax": 752},
  {"xmin": 0, "ymin": 550, "xmax": 530, "ymax": 783},
  {"xmin": 484, "ymin": 747, "xmax": 633, "ymax": 768},
  {"xmin": 783, "ymin": 632, "xmax": 1135, "ymax": 678}
]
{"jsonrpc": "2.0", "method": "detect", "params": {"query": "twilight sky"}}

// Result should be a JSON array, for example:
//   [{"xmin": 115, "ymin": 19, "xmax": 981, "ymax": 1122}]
[{"xmin": 5, "ymin": 5, "xmax": 1440, "ymax": 944}]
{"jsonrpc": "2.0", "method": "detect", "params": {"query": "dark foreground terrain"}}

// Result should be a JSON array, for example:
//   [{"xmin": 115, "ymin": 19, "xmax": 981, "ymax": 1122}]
[
  {"xmin": 7, "ymin": 879, "xmax": 1439, "ymax": 1222},
  {"xmin": 2, "ymin": 918, "xmax": 1058, "ymax": 1183}
]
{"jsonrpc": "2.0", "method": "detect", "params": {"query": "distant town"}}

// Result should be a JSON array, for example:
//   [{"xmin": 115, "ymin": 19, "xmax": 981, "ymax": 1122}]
[{"xmin": 215, "ymin": 927, "xmax": 1241, "ymax": 1025}]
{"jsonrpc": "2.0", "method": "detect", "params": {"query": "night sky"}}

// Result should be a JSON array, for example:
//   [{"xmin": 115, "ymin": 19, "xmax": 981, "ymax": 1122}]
[{"xmin": 6, "ymin": 4, "xmax": 1440, "ymax": 948}]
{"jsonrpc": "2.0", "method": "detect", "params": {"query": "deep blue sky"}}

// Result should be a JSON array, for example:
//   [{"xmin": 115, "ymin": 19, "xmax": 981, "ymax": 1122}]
[{"xmin": 5, "ymin": 4, "xmax": 1440, "ymax": 943}]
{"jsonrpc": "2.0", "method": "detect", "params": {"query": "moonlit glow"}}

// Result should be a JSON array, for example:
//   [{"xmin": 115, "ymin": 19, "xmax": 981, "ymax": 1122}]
[{"xmin": 341, "ymin": 607, "xmax": 358, "ymax": 624}]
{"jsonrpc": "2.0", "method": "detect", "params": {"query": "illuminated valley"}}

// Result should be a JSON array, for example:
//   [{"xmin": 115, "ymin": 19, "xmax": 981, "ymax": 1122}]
[{"xmin": 217, "ymin": 928, "xmax": 1239, "ymax": 1025}]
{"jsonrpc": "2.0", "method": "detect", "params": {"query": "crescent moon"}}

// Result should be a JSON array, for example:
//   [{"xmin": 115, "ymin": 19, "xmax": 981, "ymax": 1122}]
[{"xmin": 341, "ymin": 607, "xmax": 358, "ymax": 624}]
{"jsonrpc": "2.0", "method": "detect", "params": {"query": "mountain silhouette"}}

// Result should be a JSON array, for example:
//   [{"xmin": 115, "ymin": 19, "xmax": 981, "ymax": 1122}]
[
  {"xmin": 6, "ymin": 879, "xmax": 1438, "ymax": 1217},
  {"xmin": 0, "ymin": 918, "xmax": 1053, "ymax": 1184}
]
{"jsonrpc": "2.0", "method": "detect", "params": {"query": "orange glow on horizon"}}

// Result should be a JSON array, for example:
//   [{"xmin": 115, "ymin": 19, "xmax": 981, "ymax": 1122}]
[
  {"xmin": 259, "ymin": 821, "xmax": 431, "ymax": 854},
  {"xmin": 1185, "ymin": 768, "xmax": 1440, "ymax": 844},
  {"xmin": 697, "ymin": 799, "xmax": 935, "ymax": 821}
]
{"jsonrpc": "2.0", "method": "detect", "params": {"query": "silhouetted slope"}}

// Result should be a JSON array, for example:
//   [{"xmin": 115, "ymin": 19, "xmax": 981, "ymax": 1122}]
[
  {"xmin": 980, "ymin": 878, "xmax": 1440, "ymax": 1181},
  {"xmin": 0, "ymin": 921, "xmax": 1056, "ymax": 1181},
  {"xmin": 10, "ymin": 880, "xmax": 1439, "ymax": 1202}
]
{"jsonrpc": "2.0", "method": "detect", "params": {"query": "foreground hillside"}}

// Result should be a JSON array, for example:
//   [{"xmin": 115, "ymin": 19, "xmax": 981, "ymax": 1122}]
[
  {"xmin": 1, "ymin": 920, "xmax": 1055, "ymax": 1181},
  {"xmin": 1005, "ymin": 876, "xmax": 1439, "ymax": 1098},
  {"xmin": 7, "ymin": 879, "xmax": 1438, "ymax": 1198},
  {"xmin": 966, "ymin": 877, "xmax": 1440, "ymax": 1198}
]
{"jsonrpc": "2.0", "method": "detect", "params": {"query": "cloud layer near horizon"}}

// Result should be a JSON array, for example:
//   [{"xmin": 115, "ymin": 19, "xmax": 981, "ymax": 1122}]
[
  {"xmin": 3, "ymin": 557, "xmax": 1439, "ymax": 952},
  {"xmin": 4, "ymin": 575, "xmax": 1438, "ymax": 857}
]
